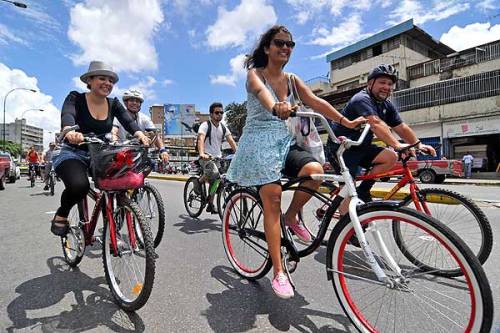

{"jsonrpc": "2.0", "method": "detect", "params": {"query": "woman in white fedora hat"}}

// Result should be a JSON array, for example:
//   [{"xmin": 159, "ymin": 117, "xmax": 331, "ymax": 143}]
[{"xmin": 50, "ymin": 60, "xmax": 150, "ymax": 236}]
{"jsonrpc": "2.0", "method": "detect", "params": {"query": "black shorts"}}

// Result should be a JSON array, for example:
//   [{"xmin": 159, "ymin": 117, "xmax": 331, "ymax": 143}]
[
  {"xmin": 283, "ymin": 144, "xmax": 318, "ymax": 178},
  {"xmin": 326, "ymin": 142, "xmax": 384, "ymax": 177},
  {"xmin": 258, "ymin": 145, "xmax": 318, "ymax": 190}
]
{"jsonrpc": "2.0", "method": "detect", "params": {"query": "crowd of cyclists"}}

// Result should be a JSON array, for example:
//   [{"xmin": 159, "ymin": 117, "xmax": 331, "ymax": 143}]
[{"xmin": 29, "ymin": 24, "xmax": 492, "ymax": 330}]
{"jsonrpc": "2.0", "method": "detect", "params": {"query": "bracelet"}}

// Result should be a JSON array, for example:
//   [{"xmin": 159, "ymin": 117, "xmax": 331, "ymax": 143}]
[{"xmin": 340, "ymin": 116, "xmax": 345, "ymax": 125}]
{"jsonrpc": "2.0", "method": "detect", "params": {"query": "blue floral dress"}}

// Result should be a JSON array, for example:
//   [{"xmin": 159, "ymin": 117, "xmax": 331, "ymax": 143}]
[{"xmin": 226, "ymin": 78, "xmax": 293, "ymax": 186}]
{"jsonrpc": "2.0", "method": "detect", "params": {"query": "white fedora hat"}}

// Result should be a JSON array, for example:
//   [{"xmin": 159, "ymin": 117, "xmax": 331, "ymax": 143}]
[{"xmin": 80, "ymin": 61, "xmax": 119, "ymax": 84}]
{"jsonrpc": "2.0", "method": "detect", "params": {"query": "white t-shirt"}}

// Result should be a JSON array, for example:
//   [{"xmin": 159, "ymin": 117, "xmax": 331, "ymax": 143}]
[
  {"xmin": 198, "ymin": 120, "xmax": 231, "ymax": 158},
  {"xmin": 462, "ymin": 154, "xmax": 474, "ymax": 164},
  {"xmin": 113, "ymin": 112, "xmax": 155, "ymax": 140}
]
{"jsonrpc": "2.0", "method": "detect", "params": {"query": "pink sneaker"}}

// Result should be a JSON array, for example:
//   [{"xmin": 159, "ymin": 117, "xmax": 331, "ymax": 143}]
[
  {"xmin": 286, "ymin": 219, "xmax": 312, "ymax": 243},
  {"xmin": 272, "ymin": 272, "xmax": 294, "ymax": 299}
]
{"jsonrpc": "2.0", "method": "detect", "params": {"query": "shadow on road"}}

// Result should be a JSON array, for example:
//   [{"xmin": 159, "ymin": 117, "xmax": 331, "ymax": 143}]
[
  {"xmin": 5, "ymin": 257, "xmax": 144, "ymax": 333},
  {"xmin": 173, "ymin": 213, "xmax": 221, "ymax": 235},
  {"xmin": 202, "ymin": 265, "xmax": 351, "ymax": 332}
]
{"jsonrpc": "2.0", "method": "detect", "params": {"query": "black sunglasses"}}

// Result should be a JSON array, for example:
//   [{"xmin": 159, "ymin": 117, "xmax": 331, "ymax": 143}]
[
  {"xmin": 272, "ymin": 39, "xmax": 295, "ymax": 49},
  {"xmin": 213, "ymin": 111, "xmax": 224, "ymax": 115}
]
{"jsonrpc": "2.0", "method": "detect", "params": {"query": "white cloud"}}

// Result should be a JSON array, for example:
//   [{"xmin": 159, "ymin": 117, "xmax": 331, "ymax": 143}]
[
  {"xmin": 210, "ymin": 53, "xmax": 247, "ymax": 86},
  {"xmin": 0, "ymin": 63, "xmax": 60, "ymax": 149},
  {"xmin": 0, "ymin": 23, "xmax": 27, "ymax": 46},
  {"xmin": 68, "ymin": 0, "xmax": 164, "ymax": 74},
  {"xmin": 205, "ymin": 0, "xmax": 277, "ymax": 49},
  {"xmin": 309, "ymin": 14, "xmax": 369, "ymax": 48},
  {"xmin": 72, "ymin": 77, "xmax": 88, "ymax": 91},
  {"xmin": 389, "ymin": 0, "xmax": 470, "ymax": 25},
  {"xmin": 162, "ymin": 79, "xmax": 174, "ymax": 86},
  {"xmin": 440, "ymin": 22, "xmax": 500, "ymax": 51},
  {"xmin": 476, "ymin": 0, "xmax": 498, "ymax": 11}
]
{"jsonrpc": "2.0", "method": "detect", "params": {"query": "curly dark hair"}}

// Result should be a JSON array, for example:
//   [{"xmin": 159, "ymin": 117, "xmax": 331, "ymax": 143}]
[{"xmin": 244, "ymin": 25, "xmax": 293, "ymax": 70}]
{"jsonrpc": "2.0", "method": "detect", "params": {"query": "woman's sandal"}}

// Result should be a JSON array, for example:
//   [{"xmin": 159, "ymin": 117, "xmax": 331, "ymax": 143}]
[{"xmin": 51, "ymin": 219, "xmax": 69, "ymax": 236}]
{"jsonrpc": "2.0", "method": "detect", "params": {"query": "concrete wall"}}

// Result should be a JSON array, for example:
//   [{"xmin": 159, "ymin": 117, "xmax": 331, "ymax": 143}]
[{"xmin": 400, "ymin": 95, "xmax": 500, "ymax": 125}]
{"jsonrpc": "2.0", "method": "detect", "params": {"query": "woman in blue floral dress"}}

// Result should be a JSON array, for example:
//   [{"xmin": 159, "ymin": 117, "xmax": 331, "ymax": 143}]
[{"xmin": 226, "ymin": 25, "xmax": 365, "ymax": 299}]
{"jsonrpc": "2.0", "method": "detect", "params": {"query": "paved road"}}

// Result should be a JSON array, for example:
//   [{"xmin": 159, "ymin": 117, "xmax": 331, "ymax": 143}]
[{"xmin": 1, "ymin": 178, "xmax": 499, "ymax": 332}]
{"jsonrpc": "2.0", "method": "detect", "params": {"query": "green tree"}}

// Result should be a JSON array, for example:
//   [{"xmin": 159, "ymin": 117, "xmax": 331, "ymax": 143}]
[
  {"xmin": 0, "ymin": 141, "xmax": 21, "ymax": 157},
  {"xmin": 224, "ymin": 101, "xmax": 247, "ymax": 139}
]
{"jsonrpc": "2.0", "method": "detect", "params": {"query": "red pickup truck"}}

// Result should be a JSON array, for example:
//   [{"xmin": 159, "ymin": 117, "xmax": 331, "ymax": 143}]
[
  {"xmin": 0, "ymin": 153, "xmax": 10, "ymax": 190},
  {"xmin": 383, "ymin": 159, "xmax": 463, "ymax": 184}
]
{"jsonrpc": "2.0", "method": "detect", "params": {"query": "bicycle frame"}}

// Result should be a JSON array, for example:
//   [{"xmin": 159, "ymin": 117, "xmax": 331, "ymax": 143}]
[{"xmin": 77, "ymin": 187, "xmax": 137, "ymax": 257}]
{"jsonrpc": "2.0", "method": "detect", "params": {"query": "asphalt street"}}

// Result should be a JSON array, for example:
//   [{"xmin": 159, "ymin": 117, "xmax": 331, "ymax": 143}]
[{"xmin": 0, "ymin": 177, "xmax": 499, "ymax": 332}]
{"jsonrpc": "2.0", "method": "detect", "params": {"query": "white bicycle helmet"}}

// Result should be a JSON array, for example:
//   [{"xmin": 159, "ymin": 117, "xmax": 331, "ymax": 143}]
[{"xmin": 122, "ymin": 89, "xmax": 144, "ymax": 102}]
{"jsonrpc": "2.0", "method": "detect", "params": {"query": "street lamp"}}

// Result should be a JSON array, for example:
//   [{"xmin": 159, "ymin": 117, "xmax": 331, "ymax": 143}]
[
  {"xmin": 0, "ymin": 0, "xmax": 27, "ymax": 8},
  {"xmin": 19, "ymin": 108, "xmax": 44, "ymax": 155},
  {"xmin": 2, "ymin": 87, "xmax": 37, "ymax": 150}
]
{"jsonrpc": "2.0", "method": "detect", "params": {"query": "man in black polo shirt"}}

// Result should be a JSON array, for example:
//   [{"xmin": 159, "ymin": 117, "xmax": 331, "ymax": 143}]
[{"xmin": 327, "ymin": 64, "xmax": 436, "ymax": 207}]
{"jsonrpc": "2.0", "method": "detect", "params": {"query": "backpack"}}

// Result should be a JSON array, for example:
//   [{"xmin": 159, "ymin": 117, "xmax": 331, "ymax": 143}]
[{"xmin": 195, "ymin": 121, "xmax": 227, "ymax": 152}]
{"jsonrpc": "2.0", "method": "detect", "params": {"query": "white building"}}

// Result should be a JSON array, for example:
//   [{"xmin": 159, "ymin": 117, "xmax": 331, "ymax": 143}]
[{"xmin": 308, "ymin": 19, "xmax": 500, "ymax": 171}]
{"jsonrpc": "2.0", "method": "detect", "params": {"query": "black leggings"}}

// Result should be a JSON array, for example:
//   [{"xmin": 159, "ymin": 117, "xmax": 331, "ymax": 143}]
[{"xmin": 55, "ymin": 159, "xmax": 90, "ymax": 218}]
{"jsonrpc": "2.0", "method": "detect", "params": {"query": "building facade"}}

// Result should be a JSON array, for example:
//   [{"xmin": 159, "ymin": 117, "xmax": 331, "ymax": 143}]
[
  {"xmin": 0, "ymin": 118, "xmax": 44, "ymax": 152},
  {"xmin": 308, "ymin": 19, "xmax": 500, "ymax": 171}
]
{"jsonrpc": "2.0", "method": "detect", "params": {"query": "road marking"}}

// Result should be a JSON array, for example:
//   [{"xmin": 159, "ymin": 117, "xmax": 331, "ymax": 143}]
[{"xmin": 45, "ymin": 211, "xmax": 57, "ymax": 214}]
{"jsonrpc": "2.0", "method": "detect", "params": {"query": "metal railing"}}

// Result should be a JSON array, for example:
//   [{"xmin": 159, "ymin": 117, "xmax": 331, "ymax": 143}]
[
  {"xmin": 392, "ymin": 69, "xmax": 500, "ymax": 112},
  {"xmin": 407, "ymin": 40, "xmax": 500, "ymax": 80}
]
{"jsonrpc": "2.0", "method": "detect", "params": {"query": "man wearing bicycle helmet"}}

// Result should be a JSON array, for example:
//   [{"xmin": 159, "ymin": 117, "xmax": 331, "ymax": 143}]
[
  {"xmin": 112, "ymin": 89, "xmax": 169, "ymax": 163},
  {"xmin": 326, "ymin": 64, "xmax": 435, "ymax": 206}
]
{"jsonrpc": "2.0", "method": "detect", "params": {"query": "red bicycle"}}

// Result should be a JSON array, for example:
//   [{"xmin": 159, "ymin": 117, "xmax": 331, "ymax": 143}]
[
  {"xmin": 59, "ymin": 127, "xmax": 156, "ymax": 311},
  {"xmin": 311, "ymin": 143, "xmax": 493, "ymax": 268}
]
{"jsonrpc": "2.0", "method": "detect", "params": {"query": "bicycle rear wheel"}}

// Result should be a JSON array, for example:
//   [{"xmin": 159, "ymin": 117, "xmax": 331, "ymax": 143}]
[
  {"xmin": 61, "ymin": 201, "xmax": 85, "ymax": 267},
  {"xmin": 325, "ymin": 203, "xmax": 493, "ymax": 333},
  {"xmin": 222, "ymin": 188, "xmax": 272, "ymax": 280},
  {"xmin": 102, "ymin": 197, "xmax": 156, "ymax": 311},
  {"xmin": 399, "ymin": 188, "xmax": 493, "ymax": 270},
  {"xmin": 132, "ymin": 183, "xmax": 165, "ymax": 248},
  {"xmin": 183, "ymin": 177, "xmax": 205, "ymax": 218}
]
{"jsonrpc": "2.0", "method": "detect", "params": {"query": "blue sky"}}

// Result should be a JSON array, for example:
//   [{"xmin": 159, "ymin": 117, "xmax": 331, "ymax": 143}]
[{"xmin": 1, "ymin": 0, "xmax": 499, "ymax": 148}]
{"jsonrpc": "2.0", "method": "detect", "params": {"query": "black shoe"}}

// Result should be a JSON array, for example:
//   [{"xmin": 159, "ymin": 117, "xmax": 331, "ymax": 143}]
[
  {"xmin": 206, "ymin": 204, "xmax": 217, "ymax": 214},
  {"xmin": 51, "ymin": 219, "xmax": 69, "ymax": 236},
  {"xmin": 357, "ymin": 190, "xmax": 373, "ymax": 203},
  {"xmin": 44, "ymin": 185, "xmax": 49, "ymax": 191}
]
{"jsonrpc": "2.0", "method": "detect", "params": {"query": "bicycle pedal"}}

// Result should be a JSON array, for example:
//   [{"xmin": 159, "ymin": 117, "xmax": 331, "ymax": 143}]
[{"xmin": 94, "ymin": 235, "xmax": 103, "ymax": 244}]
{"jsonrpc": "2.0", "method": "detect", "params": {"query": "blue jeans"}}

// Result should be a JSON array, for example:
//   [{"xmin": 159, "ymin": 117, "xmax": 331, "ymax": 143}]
[{"xmin": 464, "ymin": 163, "xmax": 472, "ymax": 178}]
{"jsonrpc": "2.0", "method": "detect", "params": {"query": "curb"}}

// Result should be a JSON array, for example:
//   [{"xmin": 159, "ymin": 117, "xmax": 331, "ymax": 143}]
[{"xmin": 147, "ymin": 175, "xmax": 493, "ymax": 204}]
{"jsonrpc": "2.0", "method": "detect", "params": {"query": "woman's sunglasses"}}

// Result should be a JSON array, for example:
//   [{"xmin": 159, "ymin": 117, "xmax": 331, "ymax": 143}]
[{"xmin": 272, "ymin": 39, "xmax": 295, "ymax": 49}]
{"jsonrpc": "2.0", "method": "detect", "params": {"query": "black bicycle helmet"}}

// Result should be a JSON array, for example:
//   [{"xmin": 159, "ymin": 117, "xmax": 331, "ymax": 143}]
[{"xmin": 368, "ymin": 64, "xmax": 398, "ymax": 83}]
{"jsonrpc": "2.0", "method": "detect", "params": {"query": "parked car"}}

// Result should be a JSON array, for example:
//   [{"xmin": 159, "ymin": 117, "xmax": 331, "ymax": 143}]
[
  {"xmin": 382, "ymin": 158, "xmax": 463, "ymax": 184},
  {"xmin": 0, "ymin": 152, "xmax": 19, "ymax": 183},
  {"xmin": 0, "ymin": 152, "xmax": 11, "ymax": 190}
]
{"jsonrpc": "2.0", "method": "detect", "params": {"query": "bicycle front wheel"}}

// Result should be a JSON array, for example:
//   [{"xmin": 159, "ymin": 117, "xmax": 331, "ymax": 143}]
[
  {"xmin": 399, "ymin": 188, "xmax": 493, "ymax": 269},
  {"xmin": 325, "ymin": 204, "xmax": 493, "ymax": 333},
  {"xmin": 216, "ymin": 181, "xmax": 235, "ymax": 221},
  {"xmin": 222, "ymin": 188, "xmax": 272, "ymax": 280},
  {"xmin": 102, "ymin": 198, "xmax": 156, "ymax": 311},
  {"xmin": 132, "ymin": 184, "xmax": 165, "ymax": 248},
  {"xmin": 183, "ymin": 177, "xmax": 205, "ymax": 218},
  {"xmin": 61, "ymin": 201, "xmax": 85, "ymax": 267}
]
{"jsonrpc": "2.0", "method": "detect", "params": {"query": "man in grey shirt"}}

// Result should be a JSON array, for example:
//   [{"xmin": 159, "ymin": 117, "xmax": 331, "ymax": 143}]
[
  {"xmin": 112, "ymin": 89, "xmax": 169, "ymax": 163},
  {"xmin": 43, "ymin": 142, "xmax": 56, "ymax": 190}
]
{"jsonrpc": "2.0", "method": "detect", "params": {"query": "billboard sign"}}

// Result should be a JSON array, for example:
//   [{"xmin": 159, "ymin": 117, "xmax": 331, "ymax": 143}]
[{"xmin": 164, "ymin": 104, "xmax": 197, "ymax": 136}]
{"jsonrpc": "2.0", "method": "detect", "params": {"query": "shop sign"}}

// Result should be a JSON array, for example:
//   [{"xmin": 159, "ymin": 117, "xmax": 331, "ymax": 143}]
[{"xmin": 443, "ymin": 116, "xmax": 500, "ymax": 138}]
